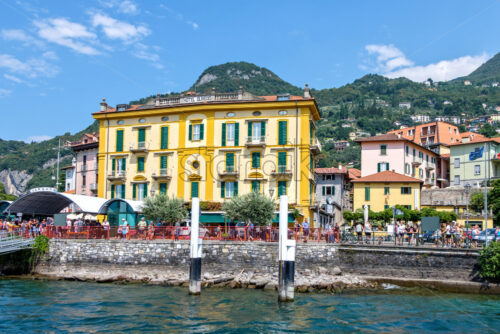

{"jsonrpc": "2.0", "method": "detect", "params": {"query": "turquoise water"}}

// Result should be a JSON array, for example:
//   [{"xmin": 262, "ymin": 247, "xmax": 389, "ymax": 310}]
[{"xmin": 0, "ymin": 279, "xmax": 499, "ymax": 333}]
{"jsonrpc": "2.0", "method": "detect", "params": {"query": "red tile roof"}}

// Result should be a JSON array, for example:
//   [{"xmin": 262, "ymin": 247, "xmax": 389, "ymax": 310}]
[
  {"xmin": 355, "ymin": 133, "xmax": 403, "ymax": 142},
  {"xmin": 351, "ymin": 170, "xmax": 423, "ymax": 183},
  {"xmin": 348, "ymin": 168, "xmax": 361, "ymax": 179},
  {"xmin": 314, "ymin": 167, "xmax": 348, "ymax": 174},
  {"xmin": 449, "ymin": 137, "xmax": 500, "ymax": 146}
]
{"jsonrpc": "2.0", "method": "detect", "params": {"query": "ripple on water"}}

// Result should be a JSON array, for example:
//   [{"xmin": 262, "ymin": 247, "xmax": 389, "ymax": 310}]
[{"xmin": 0, "ymin": 279, "xmax": 499, "ymax": 333}]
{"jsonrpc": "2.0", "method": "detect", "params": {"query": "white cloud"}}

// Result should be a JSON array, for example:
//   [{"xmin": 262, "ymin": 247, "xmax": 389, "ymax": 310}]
[
  {"xmin": 365, "ymin": 44, "xmax": 413, "ymax": 72},
  {"xmin": 363, "ymin": 43, "xmax": 489, "ymax": 82},
  {"xmin": 132, "ymin": 43, "xmax": 163, "ymax": 69},
  {"xmin": 42, "ymin": 51, "xmax": 58, "ymax": 60},
  {"xmin": 0, "ymin": 54, "xmax": 59, "ymax": 78},
  {"xmin": 0, "ymin": 88, "xmax": 12, "ymax": 98},
  {"xmin": 92, "ymin": 13, "xmax": 149, "ymax": 43},
  {"xmin": 187, "ymin": 21, "xmax": 199, "ymax": 30},
  {"xmin": 99, "ymin": 0, "xmax": 139, "ymax": 14},
  {"xmin": 34, "ymin": 18, "xmax": 99, "ymax": 55},
  {"xmin": 160, "ymin": 5, "xmax": 199, "ymax": 30},
  {"xmin": 24, "ymin": 135, "xmax": 53, "ymax": 143},
  {"xmin": 3, "ymin": 74, "xmax": 23, "ymax": 83},
  {"xmin": 1, "ymin": 29, "xmax": 44, "ymax": 48}
]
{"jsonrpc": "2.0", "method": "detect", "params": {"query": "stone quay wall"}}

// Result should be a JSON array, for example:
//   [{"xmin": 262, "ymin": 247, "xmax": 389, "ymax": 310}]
[{"xmin": 38, "ymin": 240, "xmax": 480, "ymax": 281}]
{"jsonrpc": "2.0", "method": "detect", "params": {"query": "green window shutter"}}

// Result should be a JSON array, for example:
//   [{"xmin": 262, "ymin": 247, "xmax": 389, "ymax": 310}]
[
  {"xmin": 221, "ymin": 181, "xmax": 225, "ymax": 198},
  {"xmin": 199, "ymin": 124, "xmax": 204, "ymax": 140},
  {"xmin": 322, "ymin": 186, "xmax": 325, "ymax": 196},
  {"xmin": 365, "ymin": 187, "xmax": 370, "ymax": 201},
  {"xmin": 111, "ymin": 184, "xmax": 115, "ymax": 198},
  {"xmin": 278, "ymin": 152, "xmax": 286, "ymax": 167},
  {"xmin": 226, "ymin": 153, "xmax": 234, "ymax": 170},
  {"xmin": 251, "ymin": 181, "xmax": 260, "ymax": 192},
  {"xmin": 133, "ymin": 184, "xmax": 137, "ymax": 199},
  {"xmin": 188, "ymin": 124, "xmax": 192, "ymax": 140},
  {"xmin": 310, "ymin": 122, "xmax": 313, "ymax": 140},
  {"xmin": 310, "ymin": 156, "xmax": 313, "ymax": 170},
  {"xmin": 116, "ymin": 130, "xmax": 124, "ymax": 152},
  {"xmin": 138, "ymin": 157, "xmax": 144, "ymax": 172},
  {"xmin": 121, "ymin": 158, "xmax": 126, "ymax": 171},
  {"xmin": 252, "ymin": 152, "xmax": 260, "ymax": 168},
  {"xmin": 191, "ymin": 182, "xmax": 199, "ymax": 198},
  {"xmin": 160, "ymin": 183, "xmax": 167, "ymax": 194},
  {"xmin": 138, "ymin": 128, "xmax": 146, "ymax": 143},
  {"xmin": 278, "ymin": 121, "xmax": 286, "ymax": 145},
  {"xmin": 112, "ymin": 158, "xmax": 116, "ymax": 172},
  {"xmin": 160, "ymin": 127, "xmax": 168, "ymax": 149},
  {"xmin": 234, "ymin": 123, "xmax": 239, "ymax": 146},
  {"xmin": 332, "ymin": 186, "xmax": 335, "ymax": 195},
  {"xmin": 386, "ymin": 163, "xmax": 390, "ymax": 170},
  {"xmin": 143, "ymin": 183, "xmax": 148, "ymax": 198},
  {"xmin": 278, "ymin": 181, "xmax": 286, "ymax": 196},
  {"xmin": 377, "ymin": 163, "xmax": 381, "ymax": 172},
  {"xmin": 221, "ymin": 123, "xmax": 226, "ymax": 146},
  {"xmin": 121, "ymin": 185, "xmax": 126, "ymax": 199},
  {"xmin": 261, "ymin": 121, "xmax": 265, "ymax": 137},
  {"xmin": 234, "ymin": 181, "xmax": 238, "ymax": 196},
  {"xmin": 248, "ymin": 122, "xmax": 252, "ymax": 138},
  {"xmin": 160, "ymin": 155, "xmax": 168, "ymax": 169}
]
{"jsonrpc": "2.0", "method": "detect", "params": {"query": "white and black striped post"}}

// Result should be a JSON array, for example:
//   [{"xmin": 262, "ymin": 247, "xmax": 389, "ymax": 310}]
[
  {"xmin": 189, "ymin": 197, "xmax": 202, "ymax": 295},
  {"xmin": 278, "ymin": 195, "xmax": 296, "ymax": 302}
]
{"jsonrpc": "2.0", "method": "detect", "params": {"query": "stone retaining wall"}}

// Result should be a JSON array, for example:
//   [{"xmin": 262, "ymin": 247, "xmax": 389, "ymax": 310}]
[{"xmin": 40, "ymin": 240, "xmax": 480, "ymax": 281}]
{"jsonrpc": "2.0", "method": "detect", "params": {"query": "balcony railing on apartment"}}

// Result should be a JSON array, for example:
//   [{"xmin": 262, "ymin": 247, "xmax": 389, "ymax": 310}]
[
  {"xmin": 310, "ymin": 138, "xmax": 322, "ymax": 154},
  {"xmin": 219, "ymin": 166, "xmax": 238, "ymax": 177},
  {"xmin": 129, "ymin": 141, "xmax": 148, "ymax": 153},
  {"xmin": 152, "ymin": 168, "xmax": 172, "ymax": 180},
  {"xmin": 271, "ymin": 165, "xmax": 293, "ymax": 178},
  {"xmin": 245, "ymin": 136, "xmax": 266, "ymax": 148},
  {"xmin": 90, "ymin": 183, "xmax": 98, "ymax": 191},
  {"xmin": 412, "ymin": 157, "xmax": 423, "ymax": 165},
  {"xmin": 107, "ymin": 170, "xmax": 126, "ymax": 181}
]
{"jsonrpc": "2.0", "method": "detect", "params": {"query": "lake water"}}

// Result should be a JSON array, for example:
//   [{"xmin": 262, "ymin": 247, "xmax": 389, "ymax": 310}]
[{"xmin": 0, "ymin": 279, "xmax": 499, "ymax": 333}]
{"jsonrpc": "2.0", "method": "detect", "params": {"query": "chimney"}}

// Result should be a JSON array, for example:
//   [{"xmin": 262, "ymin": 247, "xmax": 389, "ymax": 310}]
[
  {"xmin": 304, "ymin": 83, "xmax": 311, "ymax": 98},
  {"xmin": 100, "ymin": 98, "xmax": 108, "ymax": 112},
  {"xmin": 338, "ymin": 163, "xmax": 342, "ymax": 171},
  {"xmin": 155, "ymin": 93, "xmax": 161, "ymax": 107}
]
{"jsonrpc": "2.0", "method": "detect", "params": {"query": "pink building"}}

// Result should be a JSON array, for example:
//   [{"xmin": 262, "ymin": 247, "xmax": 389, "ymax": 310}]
[
  {"xmin": 356, "ymin": 134, "xmax": 439, "ymax": 188},
  {"xmin": 70, "ymin": 133, "xmax": 99, "ymax": 196}
]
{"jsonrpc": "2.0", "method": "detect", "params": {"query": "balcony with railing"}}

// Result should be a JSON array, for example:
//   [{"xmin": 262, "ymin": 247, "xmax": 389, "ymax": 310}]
[
  {"xmin": 245, "ymin": 136, "xmax": 266, "ymax": 148},
  {"xmin": 129, "ymin": 141, "xmax": 148, "ymax": 153},
  {"xmin": 424, "ymin": 178, "xmax": 434, "ymax": 186},
  {"xmin": 271, "ymin": 165, "xmax": 293, "ymax": 178},
  {"xmin": 90, "ymin": 183, "xmax": 98, "ymax": 191},
  {"xmin": 310, "ymin": 138, "xmax": 322, "ymax": 154},
  {"xmin": 412, "ymin": 157, "xmax": 423, "ymax": 166},
  {"xmin": 218, "ymin": 166, "xmax": 239, "ymax": 178},
  {"xmin": 152, "ymin": 168, "xmax": 172, "ymax": 181},
  {"xmin": 107, "ymin": 170, "xmax": 126, "ymax": 181}
]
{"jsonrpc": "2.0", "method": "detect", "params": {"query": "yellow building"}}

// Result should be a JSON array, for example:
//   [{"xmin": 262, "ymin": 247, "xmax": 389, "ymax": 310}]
[
  {"xmin": 421, "ymin": 205, "xmax": 493, "ymax": 229},
  {"xmin": 352, "ymin": 171, "xmax": 423, "ymax": 212},
  {"xmin": 92, "ymin": 88, "xmax": 321, "ymax": 223}
]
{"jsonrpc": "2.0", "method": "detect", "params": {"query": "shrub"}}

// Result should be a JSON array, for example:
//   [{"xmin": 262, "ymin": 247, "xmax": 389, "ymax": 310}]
[
  {"xmin": 222, "ymin": 192, "xmax": 275, "ymax": 226},
  {"xmin": 478, "ymin": 241, "xmax": 500, "ymax": 281},
  {"xmin": 142, "ymin": 194, "xmax": 188, "ymax": 223}
]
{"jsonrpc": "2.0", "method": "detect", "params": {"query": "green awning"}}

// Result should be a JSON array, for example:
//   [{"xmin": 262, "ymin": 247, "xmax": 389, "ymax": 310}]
[
  {"xmin": 272, "ymin": 213, "xmax": 294, "ymax": 223},
  {"xmin": 200, "ymin": 213, "xmax": 226, "ymax": 223}
]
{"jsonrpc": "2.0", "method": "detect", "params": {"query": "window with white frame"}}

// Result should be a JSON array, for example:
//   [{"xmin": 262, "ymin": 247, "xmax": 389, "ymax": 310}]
[
  {"xmin": 226, "ymin": 123, "xmax": 235, "ymax": 145},
  {"xmin": 454, "ymin": 158, "xmax": 460, "ymax": 168},
  {"xmin": 193, "ymin": 124, "xmax": 201, "ymax": 140},
  {"xmin": 225, "ymin": 181, "xmax": 235, "ymax": 198},
  {"xmin": 474, "ymin": 165, "xmax": 481, "ymax": 175},
  {"xmin": 454, "ymin": 175, "xmax": 460, "ymax": 185}
]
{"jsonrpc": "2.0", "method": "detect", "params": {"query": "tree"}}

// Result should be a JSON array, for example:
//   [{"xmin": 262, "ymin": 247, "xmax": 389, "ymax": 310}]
[
  {"xmin": 480, "ymin": 123, "xmax": 497, "ymax": 138},
  {"xmin": 478, "ymin": 242, "xmax": 500, "ymax": 281},
  {"xmin": 222, "ymin": 192, "xmax": 276, "ymax": 226},
  {"xmin": 142, "ymin": 194, "xmax": 188, "ymax": 223},
  {"xmin": 57, "ymin": 169, "xmax": 66, "ymax": 192},
  {"xmin": 0, "ymin": 182, "xmax": 16, "ymax": 201},
  {"xmin": 470, "ymin": 192, "xmax": 486, "ymax": 213}
]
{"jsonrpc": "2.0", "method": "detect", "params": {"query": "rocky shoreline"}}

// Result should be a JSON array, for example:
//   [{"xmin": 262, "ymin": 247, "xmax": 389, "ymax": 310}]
[{"xmin": 32, "ymin": 264, "xmax": 378, "ymax": 292}]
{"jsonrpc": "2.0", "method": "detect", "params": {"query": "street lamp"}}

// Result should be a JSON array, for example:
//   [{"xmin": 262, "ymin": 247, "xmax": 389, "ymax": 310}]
[
  {"xmin": 269, "ymin": 187, "xmax": 275, "ymax": 198},
  {"xmin": 465, "ymin": 182, "xmax": 471, "ymax": 248}
]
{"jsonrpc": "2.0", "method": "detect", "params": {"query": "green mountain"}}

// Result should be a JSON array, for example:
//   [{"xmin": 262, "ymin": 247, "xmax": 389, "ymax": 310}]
[
  {"xmin": 3, "ymin": 57, "xmax": 500, "ymax": 194},
  {"xmin": 459, "ymin": 52, "xmax": 500, "ymax": 84}
]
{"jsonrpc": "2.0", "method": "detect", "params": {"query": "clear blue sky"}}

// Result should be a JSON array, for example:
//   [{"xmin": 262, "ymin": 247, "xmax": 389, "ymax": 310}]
[{"xmin": 1, "ymin": 0, "xmax": 499, "ymax": 141}]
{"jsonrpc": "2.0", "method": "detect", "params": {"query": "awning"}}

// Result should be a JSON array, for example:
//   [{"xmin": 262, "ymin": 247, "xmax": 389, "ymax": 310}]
[
  {"xmin": 98, "ymin": 198, "xmax": 144, "ymax": 214},
  {"xmin": 200, "ymin": 213, "xmax": 225, "ymax": 223},
  {"xmin": 272, "ymin": 213, "xmax": 294, "ymax": 223},
  {"xmin": 4, "ymin": 191, "xmax": 107, "ymax": 215}
]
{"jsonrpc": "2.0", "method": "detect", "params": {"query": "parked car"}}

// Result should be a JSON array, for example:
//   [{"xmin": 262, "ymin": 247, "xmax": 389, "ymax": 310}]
[
  {"xmin": 422, "ymin": 230, "xmax": 440, "ymax": 244},
  {"xmin": 473, "ymin": 228, "xmax": 496, "ymax": 244}
]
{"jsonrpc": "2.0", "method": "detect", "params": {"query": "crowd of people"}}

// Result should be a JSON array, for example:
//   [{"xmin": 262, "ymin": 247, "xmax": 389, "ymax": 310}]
[{"xmin": 0, "ymin": 218, "xmax": 55, "ymax": 237}]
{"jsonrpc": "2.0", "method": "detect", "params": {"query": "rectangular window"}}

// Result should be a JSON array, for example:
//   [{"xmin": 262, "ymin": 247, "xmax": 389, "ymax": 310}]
[
  {"xmin": 226, "ymin": 153, "xmax": 235, "ymax": 172},
  {"xmin": 189, "ymin": 123, "xmax": 204, "ymax": 141},
  {"xmin": 138, "ymin": 128, "xmax": 146, "ymax": 146},
  {"xmin": 225, "ymin": 181, "xmax": 234, "ymax": 198},
  {"xmin": 135, "ymin": 183, "xmax": 147, "ymax": 201},
  {"xmin": 278, "ymin": 181, "xmax": 287, "ymax": 197},
  {"xmin": 380, "ymin": 145, "xmax": 387, "ymax": 155},
  {"xmin": 251, "ymin": 152, "xmax": 260, "ymax": 168},
  {"xmin": 278, "ymin": 152, "xmax": 287, "ymax": 172},
  {"xmin": 160, "ymin": 155, "xmax": 168, "ymax": 172},
  {"xmin": 384, "ymin": 205, "xmax": 390, "ymax": 210},
  {"xmin": 191, "ymin": 181, "xmax": 199, "ymax": 198},
  {"xmin": 384, "ymin": 187, "xmax": 390, "ymax": 195},
  {"xmin": 454, "ymin": 158, "xmax": 460, "ymax": 168},
  {"xmin": 310, "ymin": 155, "xmax": 314, "ymax": 170},
  {"xmin": 278, "ymin": 121, "xmax": 287, "ymax": 145},
  {"xmin": 323, "ymin": 186, "xmax": 334, "ymax": 196},
  {"xmin": 82, "ymin": 175, "xmax": 86, "ymax": 186},
  {"xmin": 378, "ymin": 162, "xmax": 389, "ymax": 172},
  {"xmin": 226, "ymin": 123, "xmax": 235, "ymax": 145},
  {"xmin": 405, "ymin": 163, "xmax": 410, "ymax": 174},
  {"xmin": 249, "ymin": 122, "xmax": 265, "ymax": 143},
  {"xmin": 160, "ymin": 126, "xmax": 169, "ymax": 149},
  {"xmin": 116, "ymin": 129, "xmax": 124, "ymax": 152},
  {"xmin": 401, "ymin": 187, "xmax": 412, "ymax": 195},
  {"xmin": 159, "ymin": 182, "xmax": 167, "ymax": 195},
  {"xmin": 251, "ymin": 180, "xmax": 260, "ymax": 193},
  {"xmin": 365, "ymin": 187, "xmax": 370, "ymax": 201},
  {"xmin": 402, "ymin": 205, "xmax": 412, "ymax": 210},
  {"xmin": 431, "ymin": 157, "xmax": 435, "ymax": 164},
  {"xmin": 405, "ymin": 145, "xmax": 409, "ymax": 156},
  {"xmin": 474, "ymin": 165, "xmax": 481, "ymax": 175},
  {"xmin": 426, "ymin": 154, "xmax": 429, "ymax": 162},
  {"xmin": 137, "ymin": 156, "xmax": 145, "ymax": 172},
  {"xmin": 413, "ymin": 148, "xmax": 416, "ymax": 157}
]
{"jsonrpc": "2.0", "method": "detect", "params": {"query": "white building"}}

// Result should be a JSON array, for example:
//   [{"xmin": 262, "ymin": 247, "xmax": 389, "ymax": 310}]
[
  {"xmin": 410, "ymin": 115, "xmax": 430, "ymax": 123},
  {"xmin": 399, "ymin": 102, "xmax": 411, "ymax": 109},
  {"xmin": 62, "ymin": 158, "xmax": 76, "ymax": 193}
]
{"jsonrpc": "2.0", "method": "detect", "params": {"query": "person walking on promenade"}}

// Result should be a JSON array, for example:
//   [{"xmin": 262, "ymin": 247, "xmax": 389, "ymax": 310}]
[
  {"xmin": 302, "ymin": 219, "xmax": 310, "ymax": 243},
  {"xmin": 333, "ymin": 223, "xmax": 340, "ymax": 243},
  {"xmin": 174, "ymin": 219, "xmax": 181, "ymax": 241},
  {"xmin": 397, "ymin": 222, "xmax": 405, "ymax": 246},
  {"xmin": 138, "ymin": 217, "xmax": 147, "ymax": 240},
  {"xmin": 355, "ymin": 222, "xmax": 363, "ymax": 244},
  {"xmin": 147, "ymin": 221, "xmax": 155, "ymax": 240},
  {"xmin": 294, "ymin": 219, "xmax": 300, "ymax": 241},
  {"xmin": 325, "ymin": 221, "xmax": 331, "ymax": 243},
  {"xmin": 364, "ymin": 221, "xmax": 372, "ymax": 244},
  {"xmin": 102, "ymin": 219, "xmax": 110, "ymax": 239}
]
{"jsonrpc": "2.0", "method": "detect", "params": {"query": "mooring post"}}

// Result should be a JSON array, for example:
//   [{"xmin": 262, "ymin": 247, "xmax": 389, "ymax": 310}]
[
  {"xmin": 278, "ymin": 195, "xmax": 296, "ymax": 302},
  {"xmin": 189, "ymin": 197, "xmax": 202, "ymax": 295}
]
